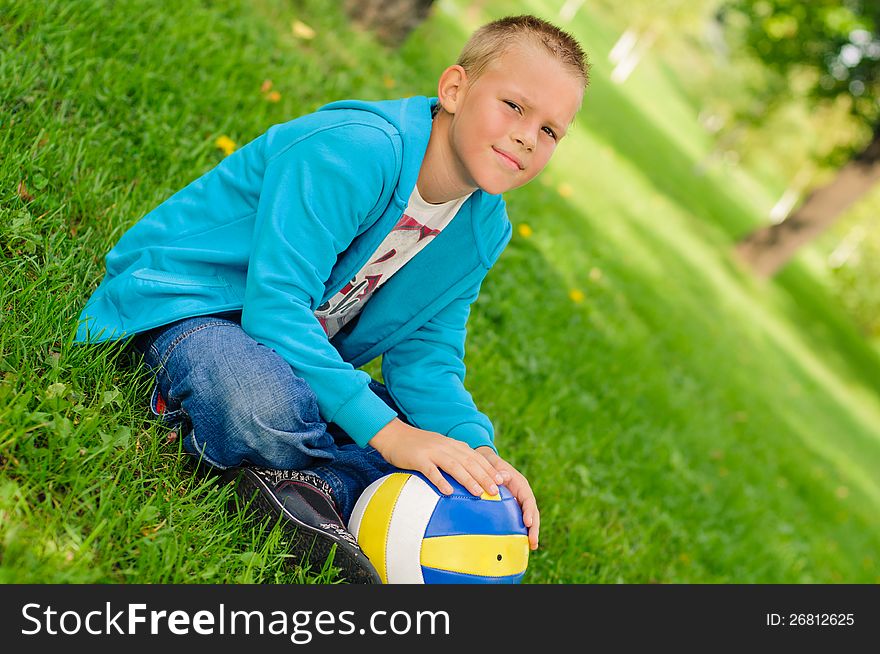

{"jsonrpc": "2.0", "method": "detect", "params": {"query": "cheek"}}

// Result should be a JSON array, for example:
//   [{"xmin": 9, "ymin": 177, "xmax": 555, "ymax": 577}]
[
  {"xmin": 450, "ymin": 120, "xmax": 474, "ymax": 159},
  {"xmin": 533, "ymin": 143, "xmax": 556, "ymax": 171},
  {"xmin": 485, "ymin": 106, "xmax": 513, "ymax": 135}
]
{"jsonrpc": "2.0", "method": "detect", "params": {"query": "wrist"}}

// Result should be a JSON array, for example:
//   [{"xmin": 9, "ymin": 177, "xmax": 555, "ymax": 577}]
[{"xmin": 369, "ymin": 417, "xmax": 405, "ymax": 454}]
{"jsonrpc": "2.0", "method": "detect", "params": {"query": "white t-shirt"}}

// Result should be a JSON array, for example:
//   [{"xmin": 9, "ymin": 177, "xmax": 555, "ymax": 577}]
[{"xmin": 315, "ymin": 185, "xmax": 471, "ymax": 338}]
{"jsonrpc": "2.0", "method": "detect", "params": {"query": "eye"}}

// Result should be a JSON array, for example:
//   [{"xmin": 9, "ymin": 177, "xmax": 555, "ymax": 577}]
[
  {"xmin": 504, "ymin": 100, "xmax": 522, "ymax": 114},
  {"xmin": 542, "ymin": 126, "xmax": 558, "ymax": 141}
]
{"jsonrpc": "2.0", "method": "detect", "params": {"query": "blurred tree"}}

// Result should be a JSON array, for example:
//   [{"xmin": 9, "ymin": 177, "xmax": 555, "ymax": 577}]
[
  {"xmin": 343, "ymin": 0, "xmax": 435, "ymax": 47},
  {"xmin": 723, "ymin": 0, "xmax": 880, "ymax": 277}
]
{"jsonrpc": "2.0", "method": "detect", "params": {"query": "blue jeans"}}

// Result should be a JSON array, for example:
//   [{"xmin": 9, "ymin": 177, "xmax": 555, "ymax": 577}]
[{"xmin": 131, "ymin": 312, "xmax": 400, "ymax": 521}]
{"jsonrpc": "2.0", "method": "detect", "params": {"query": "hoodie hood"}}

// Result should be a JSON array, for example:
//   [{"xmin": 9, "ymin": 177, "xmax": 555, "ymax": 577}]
[
  {"xmin": 318, "ymin": 96, "xmax": 438, "ymax": 206},
  {"xmin": 316, "ymin": 95, "xmax": 509, "ymax": 268}
]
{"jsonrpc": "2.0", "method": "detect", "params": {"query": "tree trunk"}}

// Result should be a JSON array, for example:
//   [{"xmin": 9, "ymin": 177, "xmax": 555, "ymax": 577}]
[
  {"xmin": 735, "ymin": 125, "xmax": 880, "ymax": 278},
  {"xmin": 343, "ymin": 0, "xmax": 435, "ymax": 47}
]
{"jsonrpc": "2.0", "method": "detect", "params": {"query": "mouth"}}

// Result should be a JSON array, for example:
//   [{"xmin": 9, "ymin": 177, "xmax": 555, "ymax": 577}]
[{"xmin": 492, "ymin": 147, "xmax": 524, "ymax": 171}]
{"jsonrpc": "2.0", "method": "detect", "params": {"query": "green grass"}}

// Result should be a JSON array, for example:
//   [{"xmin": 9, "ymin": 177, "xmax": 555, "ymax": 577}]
[{"xmin": 3, "ymin": 0, "xmax": 880, "ymax": 583}]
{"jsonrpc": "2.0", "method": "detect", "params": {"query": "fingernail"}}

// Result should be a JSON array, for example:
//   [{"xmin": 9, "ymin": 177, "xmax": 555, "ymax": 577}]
[
  {"xmin": 490, "ymin": 485, "xmax": 498, "ymax": 495},
  {"xmin": 472, "ymin": 485, "xmax": 482, "ymax": 495},
  {"xmin": 495, "ymin": 474, "xmax": 504, "ymax": 484}
]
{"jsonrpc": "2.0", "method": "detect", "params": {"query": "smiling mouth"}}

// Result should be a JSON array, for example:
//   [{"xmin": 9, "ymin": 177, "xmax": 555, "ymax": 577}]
[{"xmin": 493, "ymin": 147, "xmax": 523, "ymax": 171}]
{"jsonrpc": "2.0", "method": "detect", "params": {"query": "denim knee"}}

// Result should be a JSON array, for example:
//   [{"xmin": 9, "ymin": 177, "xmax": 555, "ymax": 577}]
[
  {"xmin": 139, "ymin": 315, "xmax": 337, "ymax": 471},
  {"xmin": 188, "ymin": 364, "xmax": 336, "ymax": 470}
]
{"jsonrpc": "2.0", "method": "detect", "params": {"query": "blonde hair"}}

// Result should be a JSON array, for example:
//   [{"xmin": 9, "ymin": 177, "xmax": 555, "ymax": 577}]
[{"xmin": 457, "ymin": 15, "xmax": 589, "ymax": 88}]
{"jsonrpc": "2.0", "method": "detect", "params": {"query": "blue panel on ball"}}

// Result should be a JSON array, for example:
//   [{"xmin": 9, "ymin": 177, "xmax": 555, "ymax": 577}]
[
  {"xmin": 405, "ymin": 470, "xmax": 526, "ymax": 538},
  {"xmin": 421, "ymin": 566, "xmax": 525, "ymax": 584},
  {"xmin": 423, "ymin": 496, "xmax": 525, "ymax": 537},
  {"xmin": 410, "ymin": 470, "xmax": 473, "ymax": 497}
]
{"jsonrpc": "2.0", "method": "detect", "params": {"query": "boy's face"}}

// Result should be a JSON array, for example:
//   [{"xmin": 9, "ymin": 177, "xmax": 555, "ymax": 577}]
[{"xmin": 441, "ymin": 42, "xmax": 583, "ymax": 196}]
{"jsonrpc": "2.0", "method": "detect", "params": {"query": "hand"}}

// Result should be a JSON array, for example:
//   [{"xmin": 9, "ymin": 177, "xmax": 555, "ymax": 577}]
[
  {"xmin": 369, "ymin": 418, "xmax": 506, "ymax": 497},
  {"xmin": 476, "ymin": 446, "xmax": 540, "ymax": 551}
]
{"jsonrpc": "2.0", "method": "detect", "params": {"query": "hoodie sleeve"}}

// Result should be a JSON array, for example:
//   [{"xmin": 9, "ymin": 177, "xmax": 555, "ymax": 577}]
[
  {"xmin": 380, "ymin": 278, "xmax": 497, "ymax": 452},
  {"xmin": 241, "ymin": 122, "xmax": 401, "ymax": 446}
]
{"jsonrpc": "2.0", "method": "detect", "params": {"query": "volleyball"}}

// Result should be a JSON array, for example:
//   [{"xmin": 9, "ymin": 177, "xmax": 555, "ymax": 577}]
[{"xmin": 347, "ymin": 471, "xmax": 529, "ymax": 584}]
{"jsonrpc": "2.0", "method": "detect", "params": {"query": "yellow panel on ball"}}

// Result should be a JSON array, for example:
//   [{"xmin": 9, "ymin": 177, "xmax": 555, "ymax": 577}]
[
  {"xmin": 348, "ymin": 471, "xmax": 529, "ymax": 584},
  {"xmin": 351, "ymin": 472, "xmax": 410, "ymax": 583}
]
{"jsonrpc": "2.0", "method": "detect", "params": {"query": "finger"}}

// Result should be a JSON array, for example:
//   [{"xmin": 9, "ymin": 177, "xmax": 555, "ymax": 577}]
[
  {"xmin": 424, "ymin": 465, "xmax": 453, "ymax": 495},
  {"xmin": 443, "ymin": 459, "xmax": 485, "ymax": 497},
  {"xmin": 521, "ymin": 497, "xmax": 538, "ymax": 527},
  {"xmin": 528, "ymin": 524, "xmax": 540, "ymax": 550},
  {"xmin": 519, "ymin": 499, "xmax": 539, "ymax": 549},
  {"xmin": 503, "ymin": 476, "xmax": 527, "ymax": 504},
  {"xmin": 515, "ymin": 500, "xmax": 539, "ymax": 550},
  {"xmin": 473, "ymin": 455, "xmax": 505, "ymax": 486},
  {"xmin": 464, "ymin": 457, "xmax": 501, "ymax": 495},
  {"xmin": 472, "ymin": 451, "xmax": 506, "ymax": 485},
  {"xmin": 512, "ymin": 479, "xmax": 534, "ymax": 506},
  {"xmin": 530, "ymin": 508, "xmax": 540, "ymax": 550}
]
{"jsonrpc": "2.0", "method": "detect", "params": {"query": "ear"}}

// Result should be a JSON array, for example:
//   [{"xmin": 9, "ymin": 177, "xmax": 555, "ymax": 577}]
[{"xmin": 437, "ymin": 65, "xmax": 468, "ymax": 114}]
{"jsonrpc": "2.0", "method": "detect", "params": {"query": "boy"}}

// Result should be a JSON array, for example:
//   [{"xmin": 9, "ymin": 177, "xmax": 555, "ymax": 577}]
[{"xmin": 76, "ymin": 15, "xmax": 588, "ymax": 583}]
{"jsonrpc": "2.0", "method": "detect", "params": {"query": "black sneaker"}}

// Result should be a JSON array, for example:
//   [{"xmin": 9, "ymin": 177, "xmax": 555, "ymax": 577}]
[{"xmin": 230, "ymin": 466, "xmax": 382, "ymax": 584}]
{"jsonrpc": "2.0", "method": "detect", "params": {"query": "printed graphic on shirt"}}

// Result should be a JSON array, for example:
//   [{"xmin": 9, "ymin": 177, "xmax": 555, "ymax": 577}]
[
  {"xmin": 315, "ymin": 186, "xmax": 470, "ymax": 339},
  {"xmin": 316, "ymin": 213, "xmax": 441, "ymax": 338},
  {"xmin": 394, "ymin": 215, "xmax": 442, "ymax": 241}
]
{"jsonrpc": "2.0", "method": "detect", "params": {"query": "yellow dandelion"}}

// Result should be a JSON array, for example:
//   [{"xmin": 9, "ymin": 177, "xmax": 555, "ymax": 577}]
[
  {"xmin": 383, "ymin": 75, "xmax": 396, "ymax": 89},
  {"xmin": 517, "ymin": 223, "xmax": 533, "ymax": 238},
  {"xmin": 260, "ymin": 79, "xmax": 273, "ymax": 93},
  {"xmin": 266, "ymin": 90, "xmax": 281, "ymax": 103},
  {"xmin": 569, "ymin": 289, "xmax": 585, "ymax": 303},
  {"xmin": 215, "ymin": 135, "xmax": 236, "ymax": 156},
  {"xmin": 292, "ymin": 20, "xmax": 316, "ymax": 40},
  {"xmin": 589, "ymin": 267, "xmax": 602, "ymax": 281},
  {"xmin": 557, "ymin": 182, "xmax": 574, "ymax": 198}
]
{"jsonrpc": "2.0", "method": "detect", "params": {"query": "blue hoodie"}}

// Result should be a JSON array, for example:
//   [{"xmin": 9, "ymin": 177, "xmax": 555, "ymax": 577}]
[{"xmin": 75, "ymin": 96, "xmax": 512, "ymax": 451}]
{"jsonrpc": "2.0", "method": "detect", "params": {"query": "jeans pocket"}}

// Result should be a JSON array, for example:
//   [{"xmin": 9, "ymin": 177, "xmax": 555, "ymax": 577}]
[
  {"xmin": 148, "ymin": 381, "xmax": 185, "ymax": 420},
  {"xmin": 157, "ymin": 320, "xmax": 233, "ymax": 370}
]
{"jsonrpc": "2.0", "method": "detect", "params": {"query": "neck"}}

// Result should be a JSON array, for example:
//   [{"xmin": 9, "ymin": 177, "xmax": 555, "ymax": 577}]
[{"xmin": 417, "ymin": 110, "xmax": 477, "ymax": 204}]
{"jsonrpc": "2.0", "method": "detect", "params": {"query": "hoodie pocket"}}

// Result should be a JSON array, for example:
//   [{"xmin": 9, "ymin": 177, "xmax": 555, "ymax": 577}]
[
  {"xmin": 115, "ymin": 267, "xmax": 241, "ymax": 323},
  {"xmin": 131, "ymin": 268, "xmax": 231, "ymax": 287}
]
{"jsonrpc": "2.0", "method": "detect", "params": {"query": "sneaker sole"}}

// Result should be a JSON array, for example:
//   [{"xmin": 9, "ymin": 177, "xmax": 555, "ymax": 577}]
[{"xmin": 233, "ymin": 468, "xmax": 383, "ymax": 584}]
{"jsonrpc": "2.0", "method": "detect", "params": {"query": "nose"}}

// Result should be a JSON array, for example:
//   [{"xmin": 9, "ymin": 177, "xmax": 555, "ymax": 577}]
[{"xmin": 512, "ymin": 128, "xmax": 536, "ymax": 152}]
